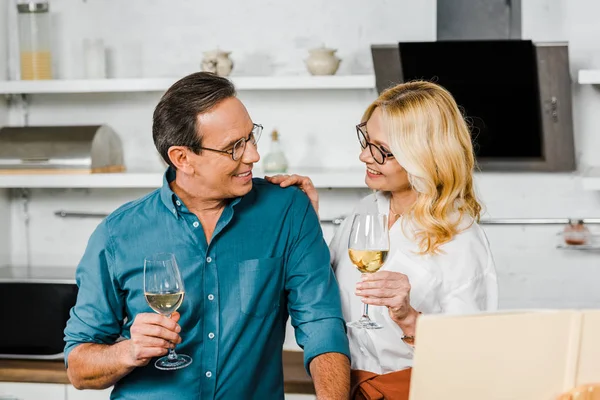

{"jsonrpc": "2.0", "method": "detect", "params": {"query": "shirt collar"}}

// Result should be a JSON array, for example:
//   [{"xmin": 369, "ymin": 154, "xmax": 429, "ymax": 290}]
[
  {"xmin": 160, "ymin": 167, "xmax": 180, "ymax": 217},
  {"xmin": 160, "ymin": 166, "xmax": 246, "ymax": 218},
  {"xmin": 374, "ymin": 190, "xmax": 390, "ymax": 216}
]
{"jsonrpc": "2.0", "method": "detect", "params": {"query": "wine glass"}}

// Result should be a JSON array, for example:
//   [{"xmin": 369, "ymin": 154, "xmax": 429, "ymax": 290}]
[
  {"xmin": 143, "ymin": 252, "xmax": 193, "ymax": 370},
  {"xmin": 347, "ymin": 213, "xmax": 390, "ymax": 329}
]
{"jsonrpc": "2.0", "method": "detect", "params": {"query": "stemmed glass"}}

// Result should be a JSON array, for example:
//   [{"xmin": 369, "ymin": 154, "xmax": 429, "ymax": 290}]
[
  {"xmin": 347, "ymin": 213, "xmax": 390, "ymax": 329},
  {"xmin": 144, "ymin": 252, "xmax": 192, "ymax": 370}
]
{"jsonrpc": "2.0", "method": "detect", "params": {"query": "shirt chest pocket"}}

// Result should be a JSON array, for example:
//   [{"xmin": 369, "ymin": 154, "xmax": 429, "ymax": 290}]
[{"xmin": 238, "ymin": 256, "xmax": 284, "ymax": 318}]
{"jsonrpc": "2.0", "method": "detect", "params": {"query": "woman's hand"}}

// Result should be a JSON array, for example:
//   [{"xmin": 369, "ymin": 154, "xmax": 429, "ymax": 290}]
[
  {"xmin": 265, "ymin": 174, "xmax": 319, "ymax": 216},
  {"xmin": 356, "ymin": 271, "xmax": 419, "ymax": 328}
]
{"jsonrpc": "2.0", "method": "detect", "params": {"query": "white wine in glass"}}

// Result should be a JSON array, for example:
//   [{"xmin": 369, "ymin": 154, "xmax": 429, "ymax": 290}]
[
  {"xmin": 145, "ymin": 292, "xmax": 185, "ymax": 315},
  {"xmin": 347, "ymin": 213, "xmax": 390, "ymax": 329},
  {"xmin": 348, "ymin": 249, "xmax": 389, "ymax": 274},
  {"xmin": 144, "ymin": 252, "xmax": 192, "ymax": 370}
]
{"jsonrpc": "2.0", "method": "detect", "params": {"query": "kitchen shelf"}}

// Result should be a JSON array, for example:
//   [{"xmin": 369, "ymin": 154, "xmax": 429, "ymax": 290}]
[
  {"xmin": 582, "ymin": 167, "xmax": 600, "ymax": 190},
  {"xmin": 578, "ymin": 69, "xmax": 600, "ymax": 84},
  {"xmin": 0, "ymin": 75, "xmax": 376, "ymax": 94},
  {"xmin": 557, "ymin": 243, "xmax": 600, "ymax": 251},
  {"xmin": 555, "ymin": 231, "xmax": 600, "ymax": 251},
  {"xmin": 0, "ymin": 169, "xmax": 367, "ymax": 189}
]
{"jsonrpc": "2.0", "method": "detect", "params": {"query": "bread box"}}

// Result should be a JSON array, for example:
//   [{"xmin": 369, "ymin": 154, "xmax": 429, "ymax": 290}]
[{"xmin": 0, "ymin": 125, "xmax": 124, "ymax": 174}]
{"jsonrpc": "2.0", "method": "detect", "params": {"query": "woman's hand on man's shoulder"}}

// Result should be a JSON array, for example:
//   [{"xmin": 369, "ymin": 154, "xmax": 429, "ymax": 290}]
[{"xmin": 265, "ymin": 174, "xmax": 319, "ymax": 216}]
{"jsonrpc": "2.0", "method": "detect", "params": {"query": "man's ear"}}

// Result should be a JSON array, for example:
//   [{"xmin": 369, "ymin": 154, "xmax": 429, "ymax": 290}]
[{"xmin": 168, "ymin": 146, "xmax": 195, "ymax": 175}]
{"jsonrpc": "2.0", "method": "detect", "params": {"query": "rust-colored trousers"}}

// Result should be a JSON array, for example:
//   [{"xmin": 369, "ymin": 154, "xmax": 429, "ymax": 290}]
[{"xmin": 351, "ymin": 368, "xmax": 412, "ymax": 400}]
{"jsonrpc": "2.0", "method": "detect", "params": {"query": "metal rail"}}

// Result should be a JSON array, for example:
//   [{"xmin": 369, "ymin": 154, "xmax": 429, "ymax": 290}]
[{"xmin": 54, "ymin": 211, "xmax": 600, "ymax": 226}]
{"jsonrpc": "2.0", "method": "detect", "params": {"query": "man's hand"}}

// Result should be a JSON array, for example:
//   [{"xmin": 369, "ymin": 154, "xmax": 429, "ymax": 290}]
[
  {"xmin": 67, "ymin": 312, "xmax": 182, "ymax": 390},
  {"xmin": 124, "ymin": 312, "xmax": 182, "ymax": 368}
]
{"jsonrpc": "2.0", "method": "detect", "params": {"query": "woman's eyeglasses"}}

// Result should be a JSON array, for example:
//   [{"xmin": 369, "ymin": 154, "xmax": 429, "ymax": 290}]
[{"xmin": 356, "ymin": 122, "xmax": 394, "ymax": 165}]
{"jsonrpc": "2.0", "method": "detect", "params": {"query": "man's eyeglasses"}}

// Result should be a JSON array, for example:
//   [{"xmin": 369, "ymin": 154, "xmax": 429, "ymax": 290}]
[
  {"xmin": 356, "ymin": 122, "xmax": 394, "ymax": 165},
  {"xmin": 198, "ymin": 123, "xmax": 263, "ymax": 161}
]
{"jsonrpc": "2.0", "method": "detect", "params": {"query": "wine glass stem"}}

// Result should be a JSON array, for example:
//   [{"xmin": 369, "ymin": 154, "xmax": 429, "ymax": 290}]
[
  {"xmin": 165, "ymin": 313, "xmax": 178, "ymax": 360},
  {"xmin": 362, "ymin": 303, "xmax": 370, "ymax": 319}
]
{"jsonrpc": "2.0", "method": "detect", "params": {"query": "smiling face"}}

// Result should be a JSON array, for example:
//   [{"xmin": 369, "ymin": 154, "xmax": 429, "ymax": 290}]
[
  {"xmin": 356, "ymin": 80, "xmax": 483, "ymax": 254},
  {"xmin": 169, "ymin": 97, "xmax": 260, "ymax": 200},
  {"xmin": 359, "ymin": 107, "xmax": 411, "ymax": 193}
]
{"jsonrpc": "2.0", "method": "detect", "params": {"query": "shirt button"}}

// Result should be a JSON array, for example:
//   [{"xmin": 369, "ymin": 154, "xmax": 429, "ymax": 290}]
[
  {"xmin": 208, "ymin": 294, "xmax": 214, "ymax": 301},
  {"xmin": 206, "ymin": 371, "xmax": 212, "ymax": 378},
  {"xmin": 208, "ymin": 332, "xmax": 215, "ymax": 339},
  {"xmin": 193, "ymin": 221, "xmax": 200, "ymax": 228},
  {"xmin": 175, "ymin": 200, "xmax": 181, "ymax": 206},
  {"xmin": 206, "ymin": 256, "xmax": 212, "ymax": 263}
]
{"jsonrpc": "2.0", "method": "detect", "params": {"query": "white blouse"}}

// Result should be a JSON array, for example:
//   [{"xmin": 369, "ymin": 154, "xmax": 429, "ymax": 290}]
[{"xmin": 330, "ymin": 191, "xmax": 498, "ymax": 374}]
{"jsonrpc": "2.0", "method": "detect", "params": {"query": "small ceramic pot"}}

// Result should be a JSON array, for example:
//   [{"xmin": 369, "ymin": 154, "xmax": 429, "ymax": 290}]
[
  {"xmin": 305, "ymin": 47, "xmax": 341, "ymax": 76},
  {"xmin": 201, "ymin": 50, "xmax": 234, "ymax": 77}
]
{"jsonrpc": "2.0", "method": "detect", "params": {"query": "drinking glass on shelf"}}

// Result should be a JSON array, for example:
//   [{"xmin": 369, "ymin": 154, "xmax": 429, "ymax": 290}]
[
  {"xmin": 83, "ymin": 38, "xmax": 106, "ymax": 79},
  {"xmin": 144, "ymin": 252, "xmax": 192, "ymax": 370},
  {"xmin": 347, "ymin": 213, "xmax": 390, "ymax": 329}
]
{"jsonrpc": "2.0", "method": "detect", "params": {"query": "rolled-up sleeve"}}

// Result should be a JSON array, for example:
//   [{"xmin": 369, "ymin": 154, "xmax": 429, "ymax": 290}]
[
  {"xmin": 284, "ymin": 190, "xmax": 350, "ymax": 374},
  {"xmin": 63, "ymin": 220, "xmax": 124, "ymax": 367}
]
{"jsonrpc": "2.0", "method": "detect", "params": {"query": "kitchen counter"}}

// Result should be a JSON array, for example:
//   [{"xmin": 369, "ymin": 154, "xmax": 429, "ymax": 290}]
[
  {"xmin": 0, "ymin": 359, "xmax": 69, "ymax": 384},
  {"xmin": 0, "ymin": 351, "xmax": 316, "ymax": 394}
]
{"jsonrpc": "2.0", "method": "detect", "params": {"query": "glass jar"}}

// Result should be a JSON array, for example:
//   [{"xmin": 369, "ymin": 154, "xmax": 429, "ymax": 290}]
[
  {"xmin": 83, "ymin": 38, "xmax": 106, "ymax": 79},
  {"xmin": 263, "ymin": 129, "xmax": 289, "ymax": 174},
  {"xmin": 17, "ymin": 1, "xmax": 52, "ymax": 80}
]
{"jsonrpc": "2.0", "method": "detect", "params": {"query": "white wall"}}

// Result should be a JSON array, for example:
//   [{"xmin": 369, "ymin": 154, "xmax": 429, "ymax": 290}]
[
  {"xmin": 6, "ymin": 0, "xmax": 436, "ymax": 80},
  {"xmin": 522, "ymin": 0, "xmax": 600, "ymax": 171},
  {"xmin": 3, "ymin": 0, "xmax": 600, "ymax": 317},
  {"xmin": 492, "ymin": 0, "xmax": 600, "ymax": 309},
  {"xmin": 1, "ymin": 1, "xmax": 10, "ymax": 267},
  {"xmin": 0, "ymin": 189, "xmax": 9, "ymax": 268},
  {"xmin": 0, "ymin": 0, "xmax": 7, "ymax": 81},
  {"xmin": 562, "ymin": 2, "xmax": 600, "ymax": 172},
  {"xmin": 1, "ymin": 0, "xmax": 8, "ymax": 120}
]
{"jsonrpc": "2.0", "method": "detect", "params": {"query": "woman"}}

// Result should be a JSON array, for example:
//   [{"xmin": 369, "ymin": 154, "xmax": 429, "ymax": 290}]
[{"xmin": 266, "ymin": 80, "xmax": 498, "ymax": 399}]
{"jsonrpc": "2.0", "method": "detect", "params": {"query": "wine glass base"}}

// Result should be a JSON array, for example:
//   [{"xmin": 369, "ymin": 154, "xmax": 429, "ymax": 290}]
[
  {"xmin": 155, "ymin": 354, "xmax": 193, "ymax": 370},
  {"xmin": 347, "ymin": 319, "xmax": 383, "ymax": 330}
]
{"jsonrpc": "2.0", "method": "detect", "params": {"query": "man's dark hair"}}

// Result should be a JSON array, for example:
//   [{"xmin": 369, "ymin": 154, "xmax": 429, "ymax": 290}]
[{"xmin": 153, "ymin": 72, "xmax": 236, "ymax": 167}]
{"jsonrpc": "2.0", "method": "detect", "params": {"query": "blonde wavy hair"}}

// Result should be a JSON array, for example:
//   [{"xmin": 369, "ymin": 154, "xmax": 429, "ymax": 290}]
[{"xmin": 362, "ymin": 80, "xmax": 482, "ymax": 255}]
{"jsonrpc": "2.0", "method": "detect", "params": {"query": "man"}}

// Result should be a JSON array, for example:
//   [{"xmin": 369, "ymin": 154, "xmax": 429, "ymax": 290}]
[{"xmin": 64, "ymin": 72, "xmax": 351, "ymax": 399}]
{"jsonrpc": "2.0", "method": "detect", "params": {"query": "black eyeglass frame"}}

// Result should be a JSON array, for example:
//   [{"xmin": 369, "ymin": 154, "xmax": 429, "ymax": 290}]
[
  {"xmin": 197, "ymin": 123, "xmax": 263, "ymax": 161},
  {"xmin": 356, "ymin": 122, "xmax": 394, "ymax": 165}
]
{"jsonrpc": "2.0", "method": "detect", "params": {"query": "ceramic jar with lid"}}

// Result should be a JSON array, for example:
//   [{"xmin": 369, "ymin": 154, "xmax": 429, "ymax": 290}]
[
  {"xmin": 305, "ymin": 46, "xmax": 341, "ymax": 76},
  {"xmin": 201, "ymin": 50, "xmax": 234, "ymax": 77},
  {"xmin": 563, "ymin": 219, "xmax": 590, "ymax": 245}
]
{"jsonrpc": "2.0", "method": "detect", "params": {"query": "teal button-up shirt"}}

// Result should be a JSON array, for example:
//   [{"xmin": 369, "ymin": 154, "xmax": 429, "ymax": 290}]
[{"xmin": 64, "ymin": 168, "xmax": 350, "ymax": 400}]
